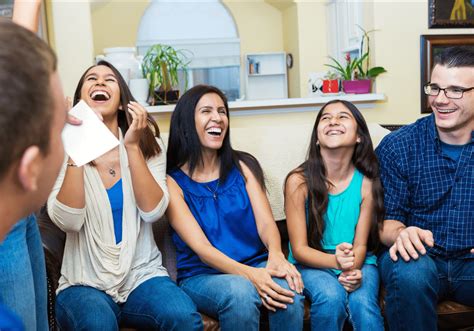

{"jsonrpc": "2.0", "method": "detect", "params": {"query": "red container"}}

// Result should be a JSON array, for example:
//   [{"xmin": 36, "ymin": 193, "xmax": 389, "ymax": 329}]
[
  {"xmin": 342, "ymin": 79, "xmax": 371, "ymax": 94},
  {"xmin": 322, "ymin": 79, "xmax": 339, "ymax": 93}
]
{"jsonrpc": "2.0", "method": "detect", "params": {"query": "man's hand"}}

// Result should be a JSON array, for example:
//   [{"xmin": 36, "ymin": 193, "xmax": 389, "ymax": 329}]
[
  {"xmin": 389, "ymin": 226, "xmax": 434, "ymax": 262},
  {"xmin": 471, "ymin": 248, "xmax": 474, "ymax": 254}
]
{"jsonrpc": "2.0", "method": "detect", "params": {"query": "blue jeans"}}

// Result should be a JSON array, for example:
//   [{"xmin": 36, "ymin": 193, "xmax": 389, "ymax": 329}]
[
  {"xmin": 179, "ymin": 261, "xmax": 305, "ymax": 331},
  {"xmin": 299, "ymin": 264, "xmax": 383, "ymax": 331},
  {"xmin": 379, "ymin": 251, "xmax": 474, "ymax": 331},
  {"xmin": 55, "ymin": 276, "xmax": 203, "ymax": 331},
  {"xmin": 0, "ymin": 215, "xmax": 48, "ymax": 331}
]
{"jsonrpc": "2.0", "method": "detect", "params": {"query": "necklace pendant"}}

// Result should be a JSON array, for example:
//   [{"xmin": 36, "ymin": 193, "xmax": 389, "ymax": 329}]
[{"xmin": 109, "ymin": 168, "xmax": 116, "ymax": 177}]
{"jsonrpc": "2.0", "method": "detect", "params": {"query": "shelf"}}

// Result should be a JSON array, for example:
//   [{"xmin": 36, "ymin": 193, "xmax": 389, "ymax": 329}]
[
  {"xmin": 146, "ymin": 93, "xmax": 386, "ymax": 115},
  {"xmin": 248, "ymin": 73, "xmax": 286, "ymax": 77}
]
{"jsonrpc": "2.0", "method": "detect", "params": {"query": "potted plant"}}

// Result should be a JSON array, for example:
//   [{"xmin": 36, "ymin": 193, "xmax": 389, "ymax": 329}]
[
  {"xmin": 322, "ymin": 70, "xmax": 341, "ymax": 94},
  {"xmin": 141, "ymin": 44, "xmax": 191, "ymax": 105},
  {"xmin": 324, "ymin": 26, "xmax": 386, "ymax": 94}
]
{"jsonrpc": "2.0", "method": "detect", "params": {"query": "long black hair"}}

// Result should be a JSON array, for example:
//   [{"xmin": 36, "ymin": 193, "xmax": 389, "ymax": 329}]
[
  {"xmin": 285, "ymin": 99, "xmax": 384, "ymax": 252},
  {"xmin": 167, "ymin": 84, "xmax": 265, "ymax": 188},
  {"xmin": 73, "ymin": 60, "xmax": 161, "ymax": 158}
]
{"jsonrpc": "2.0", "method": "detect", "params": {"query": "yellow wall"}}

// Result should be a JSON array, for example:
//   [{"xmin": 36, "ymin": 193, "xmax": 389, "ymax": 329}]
[
  {"xmin": 282, "ymin": 4, "xmax": 300, "ymax": 98},
  {"xmin": 365, "ymin": 1, "xmax": 474, "ymax": 124},
  {"xmin": 91, "ymin": 1, "xmax": 149, "ymax": 55},
  {"xmin": 82, "ymin": 0, "xmax": 474, "ymax": 129}
]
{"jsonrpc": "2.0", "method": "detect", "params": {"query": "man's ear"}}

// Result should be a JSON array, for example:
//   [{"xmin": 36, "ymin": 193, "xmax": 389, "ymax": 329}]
[{"xmin": 17, "ymin": 146, "xmax": 42, "ymax": 192}]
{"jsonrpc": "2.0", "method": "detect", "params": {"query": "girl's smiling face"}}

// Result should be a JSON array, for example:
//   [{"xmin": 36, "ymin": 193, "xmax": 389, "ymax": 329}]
[
  {"xmin": 80, "ymin": 65, "xmax": 121, "ymax": 118},
  {"xmin": 316, "ymin": 102, "xmax": 360, "ymax": 149}
]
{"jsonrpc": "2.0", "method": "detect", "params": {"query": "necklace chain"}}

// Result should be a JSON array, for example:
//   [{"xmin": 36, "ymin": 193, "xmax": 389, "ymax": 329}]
[{"xmin": 204, "ymin": 180, "xmax": 219, "ymax": 200}]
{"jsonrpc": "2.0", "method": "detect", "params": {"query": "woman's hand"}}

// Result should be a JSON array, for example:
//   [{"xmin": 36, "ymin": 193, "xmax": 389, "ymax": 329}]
[
  {"xmin": 266, "ymin": 252, "xmax": 303, "ymax": 294},
  {"xmin": 124, "ymin": 101, "xmax": 148, "ymax": 147},
  {"xmin": 335, "ymin": 242, "xmax": 354, "ymax": 271},
  {"xmin": 338, "ymin": 269, "xmax": 362, "ymax": 292},
  {"xmin": 245, "ymin": 267, "xmax": 295, "ymax": 312}
]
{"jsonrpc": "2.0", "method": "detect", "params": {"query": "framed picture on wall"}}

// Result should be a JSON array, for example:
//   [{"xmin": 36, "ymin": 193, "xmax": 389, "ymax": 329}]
[
  {"xmin": 420, "ymin": 34, "xmax": 474, "ymax": 113},
  {"xmin": 429, "ymin": 0, "xmax": 474, "ymax": 28}
]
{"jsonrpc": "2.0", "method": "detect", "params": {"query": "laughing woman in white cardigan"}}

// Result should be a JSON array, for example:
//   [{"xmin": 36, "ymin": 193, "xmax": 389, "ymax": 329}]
[{"xmin": 47, "ymin": 61, "xmax": 202, "ymax": 331}]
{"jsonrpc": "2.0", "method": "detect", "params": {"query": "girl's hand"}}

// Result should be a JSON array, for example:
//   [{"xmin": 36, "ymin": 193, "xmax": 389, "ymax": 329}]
[
  {"xmin": 338, "ymin": 269, "xmax": 362, "ymax": 292},
  {"xmin": 124, "ymin": 101, "xmax": 148, "ymax": 147},
  {"xmin": 266, "ymin": 252, "xmax": 304, "ymax": 294},
  {"xmin": 245, "ymin": 267, "xmax": 295, "ymax": 312},
  {"xmin": 335, "ymin": 242, "xmax": 354, "ymax": 271}
]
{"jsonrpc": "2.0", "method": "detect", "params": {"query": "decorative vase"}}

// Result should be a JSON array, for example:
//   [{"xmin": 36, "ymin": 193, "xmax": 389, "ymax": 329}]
[
  {"xmin": 152, "ymin": 89, "xmax": 180, "ymax": 105},
  {"xmin": 129, "ymin": 78, "xmax": 149, "ymax": 105},
  {"xmin": 342, "ymin": 79, "xmax": 371, "ymax": 94},
  {"xmin": 96, "ymin": 47, "xmax": 143, "ymax": 85}
]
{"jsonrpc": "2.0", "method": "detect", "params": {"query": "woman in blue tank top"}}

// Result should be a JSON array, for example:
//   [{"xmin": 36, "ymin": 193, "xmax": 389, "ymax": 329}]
[
  {"xmin": 166, "ymin": 85, "xmax": 305, "ymax": 331},
  {"xmin": 284, "ymin": 100, "xmax": 384, "ymax": 330}
]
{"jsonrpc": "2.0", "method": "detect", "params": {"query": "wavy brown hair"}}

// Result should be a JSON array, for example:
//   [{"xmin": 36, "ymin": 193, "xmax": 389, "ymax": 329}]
[
  {"xmin": 73, "ymin": 60, "xmax": 161, "ymax": 158},
  {"xmin": 285, "ymin": 100, "xmax": 384, "ymax": 252}
]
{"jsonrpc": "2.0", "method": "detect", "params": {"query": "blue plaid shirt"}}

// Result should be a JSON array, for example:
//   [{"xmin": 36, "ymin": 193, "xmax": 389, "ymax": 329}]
[{"xmin": 376, "ymin": 114, "xmax": 474, "ymax": 259}]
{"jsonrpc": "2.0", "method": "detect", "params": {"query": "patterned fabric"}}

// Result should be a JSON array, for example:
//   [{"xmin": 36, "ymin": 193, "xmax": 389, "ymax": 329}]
[{"xmin": 376, "ymin": 114, "xmax": 474, "ymax": 258}]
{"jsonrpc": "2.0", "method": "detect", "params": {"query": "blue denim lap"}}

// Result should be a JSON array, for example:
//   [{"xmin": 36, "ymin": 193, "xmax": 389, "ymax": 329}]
[
  {"xmin": 179, "ymin": 260, "xmax": 304, "ymax": 331},
  {"xmin": 55, "ymin": 276, "xmax": 202, "ymax": 331}
]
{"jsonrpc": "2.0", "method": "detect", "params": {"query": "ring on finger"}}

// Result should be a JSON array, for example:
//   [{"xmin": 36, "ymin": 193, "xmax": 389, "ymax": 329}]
[{"xmin": 263, "ymin": 294, "xmax": 269, "ymax": 301}]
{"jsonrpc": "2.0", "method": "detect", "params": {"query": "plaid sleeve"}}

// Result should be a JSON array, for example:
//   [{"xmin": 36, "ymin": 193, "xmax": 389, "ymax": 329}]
[{"xmin": 376, "ymin": 135, "xmax": 411, "ymax": 224}]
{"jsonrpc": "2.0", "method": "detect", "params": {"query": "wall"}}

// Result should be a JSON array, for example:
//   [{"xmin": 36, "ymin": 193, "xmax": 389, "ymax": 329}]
[
  {"xmin": 365, "ymin": 1, "xmax": 474, "ymax": 124},
  {"xmin": 48, "ymin": 0, "xmax": 95, "ymax": 97},
  {"xmin": 51, "ymin": 1, "xmax": 474, "ymax": 128}
]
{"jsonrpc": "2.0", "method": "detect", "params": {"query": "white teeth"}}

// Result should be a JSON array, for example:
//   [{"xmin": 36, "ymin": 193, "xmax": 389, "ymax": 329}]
[
  {"xmin": 327, "ymin": 130, "xmax": 343, "ymax": 135},
  {"xmin": 207, "ymin": 127, "xmax": 222, "ymax": 134},
  {"xmin": 90, "ymin": 90, "xmax": 110, "ymax": 100},
  {"xmin": 437, "ymin": 108, "xmax": 455, "ymax": 114}
]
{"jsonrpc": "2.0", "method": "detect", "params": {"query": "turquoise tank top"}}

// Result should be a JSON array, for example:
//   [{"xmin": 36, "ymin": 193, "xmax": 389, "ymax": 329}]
[
  {"xmin": 288, "ymin": 169, "xmax": 376, "ymax": 274},
  {"xmin": 169, "ymin": 166, "xmax": 268, "ymax": 282}
]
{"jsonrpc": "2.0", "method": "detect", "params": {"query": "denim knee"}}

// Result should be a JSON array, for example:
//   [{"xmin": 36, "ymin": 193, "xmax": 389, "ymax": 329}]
[
  {"xmin": 306, "ymin": 279, "xmax": 347, "ymax": 316},
  {"xmin": 380, "ymin": 253, "xmax": 438, "ymax": 294},
  {"xmin": 219, "ymin": 277, "xmax": 260, "ymax": 318}
]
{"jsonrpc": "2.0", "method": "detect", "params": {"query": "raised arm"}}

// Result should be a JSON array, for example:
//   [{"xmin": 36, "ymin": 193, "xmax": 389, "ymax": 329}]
[
  {"xmin": 125, "ymin": 102, "xmax": 166, "ymax": 214},
  {"xmin": 12, "ymin": 0, "xmax": 41, "ymax": 33}
]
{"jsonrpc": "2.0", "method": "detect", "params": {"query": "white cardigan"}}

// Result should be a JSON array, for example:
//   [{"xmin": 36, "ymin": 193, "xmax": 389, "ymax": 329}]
[{"xmin": 47, "ymin": 137, "xmax": 169, "ymax": 303}]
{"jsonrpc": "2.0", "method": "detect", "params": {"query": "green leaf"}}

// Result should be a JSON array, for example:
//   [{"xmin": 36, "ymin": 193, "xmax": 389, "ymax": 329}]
[{"xmin": 367, "ymin": 66, "xmax": 387, "ymax": 78}]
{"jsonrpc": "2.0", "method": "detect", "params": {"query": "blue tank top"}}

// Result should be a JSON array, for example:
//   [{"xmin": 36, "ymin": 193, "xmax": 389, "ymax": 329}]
[
  {"xmin": 288, "ymin": 169, "xmax": 376, "ymax": 273},
  {"xmin": 170, "ymin": 166, "xmax": 268, "ymax": 281},
  {"xmin": 106, "ymin": 178, "xmax": 123, "ymax": 244}
]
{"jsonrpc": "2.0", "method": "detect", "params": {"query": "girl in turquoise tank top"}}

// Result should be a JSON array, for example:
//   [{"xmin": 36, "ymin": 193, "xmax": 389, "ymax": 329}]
[
  {"xmin": 284, "ymin": 100, "xmax": 384, "ymax": 331},
  {"xmin": 166, "ymin": 85, "xmax": 305, "ymax": 331}
]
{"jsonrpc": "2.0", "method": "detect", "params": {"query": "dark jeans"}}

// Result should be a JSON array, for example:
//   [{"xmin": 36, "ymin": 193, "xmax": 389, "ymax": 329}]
[
  {"xmin": 379, "ymin": 251, "xmax": 474, "ymax": 331},
  {"xmin": 56, "ymin": 276, "xmax": 203, "ymax": 331}
]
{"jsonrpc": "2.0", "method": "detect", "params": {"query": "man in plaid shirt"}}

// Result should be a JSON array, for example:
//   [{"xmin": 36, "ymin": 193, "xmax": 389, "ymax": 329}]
[{"xmin": 376, "ymin": 46, "xmax": 474, "ymax": 331}]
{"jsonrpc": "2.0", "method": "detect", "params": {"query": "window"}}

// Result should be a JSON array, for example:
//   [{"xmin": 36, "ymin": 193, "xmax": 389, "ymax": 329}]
[
  {"xmin": 137, "ymin": 0, "xmax": 241, "ymax": 101},
  {"xmin": 326, "ymin": 0, "xmax": 364, "ymax": 64}
]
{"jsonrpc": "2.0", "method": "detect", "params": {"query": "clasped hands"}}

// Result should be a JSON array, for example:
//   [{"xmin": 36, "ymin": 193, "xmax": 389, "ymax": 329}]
[
  {"xmin": 335, "ymin": 243, "xmax": 362, "ymax": 293},
  {"xmin": 247, "ymin": 253, "xmax": 303, "ymax": 312}
]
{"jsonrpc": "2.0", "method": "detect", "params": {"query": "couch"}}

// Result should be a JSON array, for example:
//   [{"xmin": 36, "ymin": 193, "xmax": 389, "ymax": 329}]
[{"xmin": 37, "ymin": 124, "xmax": 474, "ymax": 330}]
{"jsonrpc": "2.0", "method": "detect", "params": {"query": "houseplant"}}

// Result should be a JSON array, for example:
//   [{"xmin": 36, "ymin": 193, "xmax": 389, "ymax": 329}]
[
  {"xmin": 324, "ymin": 26, "xmax": 386, "ymax": 94},
  {"xmin": 141, "ymin": 44, "xmax": 191, "ymax": 105}
]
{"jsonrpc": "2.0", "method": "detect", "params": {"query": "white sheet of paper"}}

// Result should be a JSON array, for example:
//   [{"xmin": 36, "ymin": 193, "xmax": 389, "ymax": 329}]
[{"xmin": 62, "ymin": 100, "xmax": 119, "ymax": 167}]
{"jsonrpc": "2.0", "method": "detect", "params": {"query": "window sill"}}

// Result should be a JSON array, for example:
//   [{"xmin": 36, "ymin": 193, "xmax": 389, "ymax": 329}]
[{"xmin": 146, "ymin": 93, "xmax": 385, "ymax": 116}]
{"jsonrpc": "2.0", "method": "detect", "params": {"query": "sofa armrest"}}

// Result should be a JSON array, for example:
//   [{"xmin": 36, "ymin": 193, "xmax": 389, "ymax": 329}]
[{"xmin": 36, "ymin": 205, "xmax": 65, "ymax": 291}]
